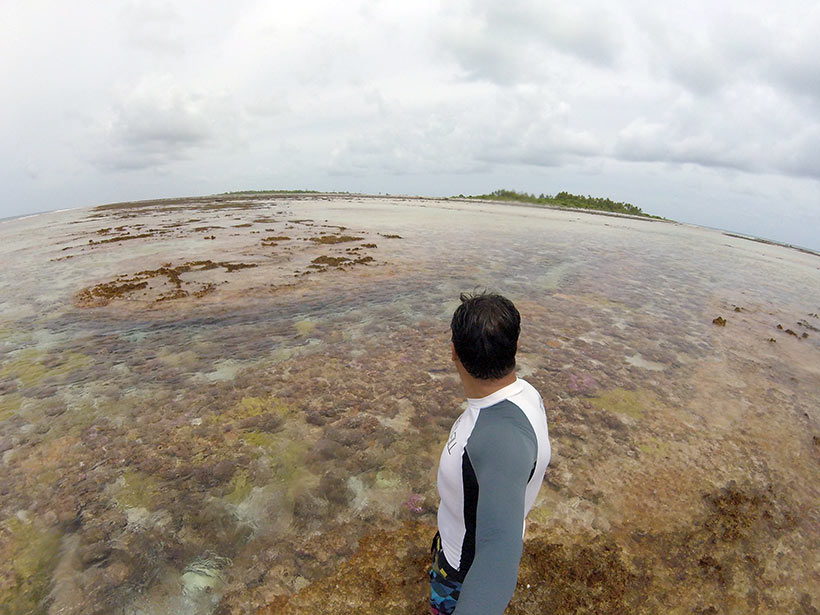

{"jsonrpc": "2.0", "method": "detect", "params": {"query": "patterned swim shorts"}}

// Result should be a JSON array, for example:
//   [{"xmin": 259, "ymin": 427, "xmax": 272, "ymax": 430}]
[{"xmin": 429, "ymin": 532, "xmax": 464, "ymax": 615}]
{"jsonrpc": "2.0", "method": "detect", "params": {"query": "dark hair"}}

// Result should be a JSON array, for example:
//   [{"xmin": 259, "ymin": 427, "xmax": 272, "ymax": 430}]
[{"xmin": 451, "ymin": 291, "xmax": 520, "ymax": 380}]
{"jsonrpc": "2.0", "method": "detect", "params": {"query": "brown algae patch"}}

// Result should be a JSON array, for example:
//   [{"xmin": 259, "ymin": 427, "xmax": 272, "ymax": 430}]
[
  {"xmin": 250, "ymin": 479, "xmax": 805, "ymax": 615},
  {"xmin": 65, "ymin": 199, "xmax": 384, "ymax": 309},
  {"xmin": 310, "ymin": 255, "xmax": 350, "ymax": 268},
  {"xmin": 261, "ymin": 236, "xmax": 291, "ymax": 247},
  {"xmin": 88, "ymin": 232, "xmax": 157, "ymax": 245},
  {"xmin": 76, "ymin": 260, "xmax": 259, "ymax": 307},
  {"xmin": 309, "ymin": 235, "xmax": 363, "ymax": 244},
  {"xmin": 254, "ymin": 520, "xmax": 433, "ymax": 614}
]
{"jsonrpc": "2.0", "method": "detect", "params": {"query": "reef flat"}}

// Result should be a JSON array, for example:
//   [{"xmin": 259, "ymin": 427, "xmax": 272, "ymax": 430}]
[{"xmin": 0, "ymin": 194, "xmax": 818, "ymax": 614}]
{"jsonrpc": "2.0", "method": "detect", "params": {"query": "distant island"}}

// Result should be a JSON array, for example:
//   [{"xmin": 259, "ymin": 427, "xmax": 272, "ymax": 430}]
[
  {"xmin": 457, "ymin": 189, "xmax": 664, "ymax": 219},
  {"xmin": 212, "ymin": 188, "xmax": 664, "ymax": 220}
]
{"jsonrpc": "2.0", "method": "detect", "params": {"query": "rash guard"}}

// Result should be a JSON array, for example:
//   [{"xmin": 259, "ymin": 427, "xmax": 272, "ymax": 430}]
[{"xmin": 436, "ymin": 378, "xmax": 550, "ymax": 614}]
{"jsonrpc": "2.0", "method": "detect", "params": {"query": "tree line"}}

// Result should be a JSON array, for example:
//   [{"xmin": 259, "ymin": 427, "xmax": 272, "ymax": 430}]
[{"xmin": 461, "ymin": 189, "xmax": 662, "ymax": 219}]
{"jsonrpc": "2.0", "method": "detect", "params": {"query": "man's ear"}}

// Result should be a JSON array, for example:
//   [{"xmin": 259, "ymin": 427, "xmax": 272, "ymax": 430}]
[{"xmin": 451, "ymin": 342, "xmax": 457, "ymax": 362}]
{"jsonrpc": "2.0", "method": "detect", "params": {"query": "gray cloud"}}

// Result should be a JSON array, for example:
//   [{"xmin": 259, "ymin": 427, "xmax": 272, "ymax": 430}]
[
  {"xmin": 93, "ymin": 75, "xmax": 230, "ymax": 171},
  {"xmin": 327, "ymin": 88, "xmax": 601, "ymax": 177},
  {"xmin": 437, "ymin": 0, "xmax": 622, "ymax": 84}
]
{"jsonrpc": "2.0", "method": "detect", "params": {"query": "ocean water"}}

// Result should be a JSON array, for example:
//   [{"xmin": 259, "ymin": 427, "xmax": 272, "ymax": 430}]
[{"xmin": 0, "ymin": 195, "xmax": 818, "ymax": 614}]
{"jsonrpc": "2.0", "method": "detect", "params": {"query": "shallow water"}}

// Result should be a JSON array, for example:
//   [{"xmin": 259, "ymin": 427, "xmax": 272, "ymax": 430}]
[{"xmin": 1, "ymin": 194, "xmax": 819, "ymax": 614}]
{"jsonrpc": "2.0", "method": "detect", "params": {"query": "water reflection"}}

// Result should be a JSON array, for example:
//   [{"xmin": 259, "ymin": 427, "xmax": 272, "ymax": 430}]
[{"xmin": 1, "ymin": 195, "xmax": 819, "ymax": 614}]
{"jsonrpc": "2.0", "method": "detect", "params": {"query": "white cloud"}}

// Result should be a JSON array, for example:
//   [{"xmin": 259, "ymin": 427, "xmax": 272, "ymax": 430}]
[{"xmin": 119, "ymin": 1, "xmax": 185, "ymax": 55}]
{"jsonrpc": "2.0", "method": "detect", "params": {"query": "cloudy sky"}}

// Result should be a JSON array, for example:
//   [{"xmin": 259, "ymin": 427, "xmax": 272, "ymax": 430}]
[{"xmin": 2, "ymin": 0, "xmax": 819, "ymax": 250}]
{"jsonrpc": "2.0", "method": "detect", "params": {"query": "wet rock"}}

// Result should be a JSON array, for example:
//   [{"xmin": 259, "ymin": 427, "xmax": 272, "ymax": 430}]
[
  {"xmin": 0, "ymin": 437, "xmax": 14, "ymax": 454},
  {"xmin": 308, "ymin": 438, "xmax": 345, "ymax": 464},
  {"xmin": 27, "ymin": 383, "xmax": 60, "ymax": 399},
  {"xmin": 712, "ymin": 316, "xmax": 726, "ymax": 326},
  {"xmin": 292, "ymin": 492, "xmax": 328, "ymax": 526},
  {"xmin": 80, "ymin": 541, "xmax": 111, "ymax": 567},
  {"xmin": 318, "ymin": 470, "xmax": 352, "ymax": 507},
  {"xmin": 797, "ymin": 319, "xmax": 820, "ymax": 332},
  {"xmin": 304, "ymin": 410, "xmax": 327, "ymax": 426},
  {"xmin": 194, "ymin": 459, "xmax": 236, "ymax": 488},
  {"xmin": 101, "ymin": 560, "xmax": 131, "ymax": 586},
  {"xmin": 239, "ymin": 413, "xmax": 283, "ymax": 432},
  {"xmin": 43, "ymin": 400, "xmax": 67, "ymax": 417}
]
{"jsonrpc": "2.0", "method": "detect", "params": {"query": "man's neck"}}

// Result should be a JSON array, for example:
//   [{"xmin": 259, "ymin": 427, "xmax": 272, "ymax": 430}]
[{"xmin": 458, "ymin": 368, "xmax": 517, "ymax": 399}]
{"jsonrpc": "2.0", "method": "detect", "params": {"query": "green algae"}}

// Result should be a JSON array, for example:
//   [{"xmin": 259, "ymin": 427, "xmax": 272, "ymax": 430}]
[
  {"xmin": 244, "ymin": 432, "xmax": 311, "ymax": 485},
  {"xmin": 0, "ymin": 517, "xmax": 62, "ymax": 615},
  {"xmin": 588, "ymin": 387, "xmax": 652, "ymax": 419},
  {"xmin": 225, "ymin": 470, "xmax": 253, "ymax": 505},
  {"xmin": 272, "ymin": 442, "xmax": 311, "ymax": 485},
  {"xmin": 230, "ymin": 396, "xmax": 293, "ymax": 419},
  {"xmin": 241, "ymin": 430, "xmax": 280, "ymax": 449},
  {"xmin": 0, "ymin": 349, "xmax": 92, "ymax": 389},
  {"xmin": 0, "ymin": 393, "xmax": 24, "ymax": 420},
  {"xmin": 295, "ymin": 319, "xmax": 316, "ymax": 336},
  {"xmin": 113, "ymin": 470, "xmax": 161, "ymax": 510},
  {"xmin": 526, "ymin": 504, "xmax": 554, "ymax": 525},
  {"xmin": 373, "ymin": 469, "xmax": 403, "ymax": 490},
  {"xmin": 639, "ymin": 437, "xmax": 672, "ymax": 458},
  {"xmin": 231, "ymin": 397, "xmax": 268, "ymax": 416}
]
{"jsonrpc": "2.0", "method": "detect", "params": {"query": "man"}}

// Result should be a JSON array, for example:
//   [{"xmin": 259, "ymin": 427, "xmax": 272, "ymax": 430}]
[{"xmin": 430, "ymin": 292, "xmax": 551, "ymax": 615}]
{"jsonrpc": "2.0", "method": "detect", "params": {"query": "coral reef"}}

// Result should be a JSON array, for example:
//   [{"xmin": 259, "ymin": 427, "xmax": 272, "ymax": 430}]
[{"xmin": 0, "ymin": 194, "xmax": 818, "ymax": 614}]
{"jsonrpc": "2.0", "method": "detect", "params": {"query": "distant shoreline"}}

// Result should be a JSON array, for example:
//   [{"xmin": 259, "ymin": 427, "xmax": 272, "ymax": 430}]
[
  {"xmin": 722, "ymin": 231, "xmax": 820, "ymax": 258},
  {"xmin": 444, "ymin": 195, "xmax": 673, "ymax": 224},
  {"xmin": 3, "ymin": 191, "xmax": 818, "ymax": 258}
]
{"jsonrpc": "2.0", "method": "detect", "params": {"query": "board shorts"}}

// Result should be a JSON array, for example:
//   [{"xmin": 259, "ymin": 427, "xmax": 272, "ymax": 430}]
[{"xmin": 429, "ymin": 532, "xmax": 465, "ymax": 615}]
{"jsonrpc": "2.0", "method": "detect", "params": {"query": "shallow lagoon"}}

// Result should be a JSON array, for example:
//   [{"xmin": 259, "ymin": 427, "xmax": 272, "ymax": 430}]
[{"xmin": 1, "ymin": 194, "xmax": 819, "ymax": 614}]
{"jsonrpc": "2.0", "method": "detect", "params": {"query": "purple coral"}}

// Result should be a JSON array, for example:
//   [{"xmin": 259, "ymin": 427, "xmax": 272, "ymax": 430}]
[
  {"xmin": 403, "ymin": 493, "xmax": 423, "ymax": 514},
  {"xmin": 567, "ymin": 371, "xmax": 597, "ymax": 392}
]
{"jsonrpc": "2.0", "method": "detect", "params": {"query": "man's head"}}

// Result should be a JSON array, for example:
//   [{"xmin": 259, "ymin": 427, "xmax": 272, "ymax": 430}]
[{"xmin": 450, "ymin": 291, "xmax": 520, "ymax": 380}]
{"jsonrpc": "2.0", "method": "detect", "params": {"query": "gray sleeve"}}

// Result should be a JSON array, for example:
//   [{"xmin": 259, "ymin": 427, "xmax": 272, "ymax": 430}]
[{"xmin": 454, "ymin": 402, "xmax": 537, "ymax": 615}]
